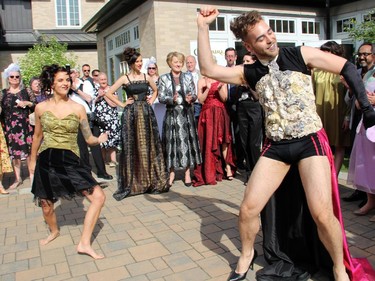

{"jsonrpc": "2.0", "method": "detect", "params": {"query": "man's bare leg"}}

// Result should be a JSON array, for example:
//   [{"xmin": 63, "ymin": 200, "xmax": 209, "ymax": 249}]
[
  {"xmin": 235, "ymin": 157, "xmax": 290, "ymax": 274},
  {"xmin": 40, "ymin": 200, "xmax": 60, "ymax": 246},
  {"xmin": 77, "ymin": 186, "xmax": 106, "ymax": 259},
  {"xmin": 299, "ymin": 156, "xmax": 349, "ymax": 281}
]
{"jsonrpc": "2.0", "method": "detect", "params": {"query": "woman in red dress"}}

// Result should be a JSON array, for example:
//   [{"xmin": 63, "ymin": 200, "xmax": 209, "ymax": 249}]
[{"xmin": 193, "ymin": 76, "xmax": 236, "ymax": 187}]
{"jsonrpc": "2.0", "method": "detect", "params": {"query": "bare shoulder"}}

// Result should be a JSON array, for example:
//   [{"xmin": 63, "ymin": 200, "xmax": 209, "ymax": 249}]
[
  {"xmin": 70, "ymin": 101, "xmax": 87, "ymax": 119},
  {"xmin": 34, "ymin": 99, "xmax": 49, "ymax": 115}
]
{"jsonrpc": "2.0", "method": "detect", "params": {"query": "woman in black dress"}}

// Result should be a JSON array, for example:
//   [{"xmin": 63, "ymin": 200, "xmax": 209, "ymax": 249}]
[{"xmin": 104, "ymin": 47, "xmax": 169, "ymax": 200}]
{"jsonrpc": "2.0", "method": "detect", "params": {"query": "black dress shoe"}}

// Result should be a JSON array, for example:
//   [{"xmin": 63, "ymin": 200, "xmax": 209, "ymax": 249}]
[
  {"xmin": 113, "ymin": 189, "xmax": 131, "ymax": 201},
  {"xmin": 97, "ymin": 173, "xmax": 113, "ymax": 180},
  {"xmin": 228, "ymin": 250, "xmax": 258, "ymax": 281},
  {"xmin": 342, "ymin": 190, "xmax": 366, "ymax": 202}
]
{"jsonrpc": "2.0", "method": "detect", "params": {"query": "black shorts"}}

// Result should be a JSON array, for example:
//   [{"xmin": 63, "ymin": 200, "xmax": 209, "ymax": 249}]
[{"xmin": 261, "ymin": 133, "xmax": 326, "ymax": 164}]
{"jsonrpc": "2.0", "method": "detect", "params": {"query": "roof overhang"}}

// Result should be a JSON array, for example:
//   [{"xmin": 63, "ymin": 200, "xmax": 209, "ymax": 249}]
[{"xmin": 82, "ymin": 0, "xmax": 360, "ymax": 34}]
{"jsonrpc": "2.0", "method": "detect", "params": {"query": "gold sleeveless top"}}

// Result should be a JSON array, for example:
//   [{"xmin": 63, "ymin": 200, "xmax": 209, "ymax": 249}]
[{"xmin": 39, "ymin": 111, "xmax": 80, "ymax": 157}]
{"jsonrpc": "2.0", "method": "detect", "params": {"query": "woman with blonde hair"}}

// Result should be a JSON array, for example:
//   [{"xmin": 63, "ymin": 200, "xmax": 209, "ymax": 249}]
[
  {"xmin": 147, "ymin": 57, "xmax": 165, "ymax": 136},
  {"xmin": 158, "ymin": 51, "xmax": 202, "ymax": 186}
]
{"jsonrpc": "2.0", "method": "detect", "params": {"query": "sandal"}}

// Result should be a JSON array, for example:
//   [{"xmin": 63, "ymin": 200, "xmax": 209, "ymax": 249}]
[
  {"xmin": 9, "ymin": 181, "xmax": 22, "ymax": 190},
  {"xmin": 225, "ymin": 167, "xmax": 234, "ymax": 181}
]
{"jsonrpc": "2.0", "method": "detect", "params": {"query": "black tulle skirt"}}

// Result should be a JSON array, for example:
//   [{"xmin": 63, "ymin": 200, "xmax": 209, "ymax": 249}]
[{"xmin": 31, "ymin": 148, "xmax": 98, "ymax": 205}]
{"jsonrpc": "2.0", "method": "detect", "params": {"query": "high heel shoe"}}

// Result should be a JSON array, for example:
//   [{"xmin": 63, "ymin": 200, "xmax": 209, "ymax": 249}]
[
  {"xmin": 183, "ymin": 180, "xmax": 192, "ymax": 187},
  {"xmin": 227, "ymin": 249, "xmax": 258, "ymax": 281}
]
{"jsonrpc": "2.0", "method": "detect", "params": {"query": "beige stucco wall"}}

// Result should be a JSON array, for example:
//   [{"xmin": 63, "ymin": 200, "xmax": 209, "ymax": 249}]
[
  {"xmin": 31, "ymin": 0, "xmax": 108, "ymax": 29},
  {"xmin": 95, "ymin": 0, "xmax": 322, "ymax": 75}
]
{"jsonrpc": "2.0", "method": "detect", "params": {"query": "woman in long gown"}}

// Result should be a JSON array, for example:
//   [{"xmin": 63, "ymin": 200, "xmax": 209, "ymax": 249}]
[
  {"xmin": 193, "ymin": 76, "xmax": 236, "ymax": 187},
  {"xmin": 104, "ymin": 47, "xmax": 169, "ymax": 201},
  {"xmin": 158, "ymin": 52, "xmax": 202, "ymax": 187},
  {"xmin": 31, "ymin": 64, "xmax": 107, "ymax": 259}
]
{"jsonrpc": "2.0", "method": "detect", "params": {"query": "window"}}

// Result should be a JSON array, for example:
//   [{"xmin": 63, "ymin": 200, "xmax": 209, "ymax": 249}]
[
  {"xmin": 134, "ymin": 26, "xmax": 139, "ymax": 40},
  {"xmin": 209, "ymin": 16, "xmax": 225, "ymax": 31},
  {"xmin": 364, "ymin": 13, "xmax": 375, "ymax": 22},
  {"xmin": 115, "ymin": 30, "xmax": 131, "ymax": 48},
  {"xmin": 301, "ymin": 21, "xmax": 320, "ymax": 34},
  {"xmin": 336, "ymin": 18, "xmax": 355, "ymax": 33},
  {"xmin": 56, "ymin": 0, "xmax": 80, "ymax": 27},
  {"xmin": 269, "ymin": 19, "xmax": 295, "ymax": 33},
  {"xmin": 108, "ymin": 40, "xmax": 113, "ymax": 51}
]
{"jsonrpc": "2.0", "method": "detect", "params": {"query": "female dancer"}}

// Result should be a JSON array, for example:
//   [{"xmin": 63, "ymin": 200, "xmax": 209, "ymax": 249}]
[
  {"xmin": 30, "ymin": 64, "xmax": 107, "ymax": 259},
  {"xmin": 193, "ymin": 75, "xmax": 236, "ymax": 187},
  {"xmin": 104, "ymin": 47, "xmax": 169, "ymax": 200},
  {"xmin": 158, "ymin": 52, "xmax": 202, "ymax": 187}
]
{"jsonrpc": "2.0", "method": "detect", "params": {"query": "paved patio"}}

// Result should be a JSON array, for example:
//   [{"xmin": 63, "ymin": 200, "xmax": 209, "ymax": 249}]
[{"xmin": 0, "ymin": 162, "xmax": 374, "ymax": 281}]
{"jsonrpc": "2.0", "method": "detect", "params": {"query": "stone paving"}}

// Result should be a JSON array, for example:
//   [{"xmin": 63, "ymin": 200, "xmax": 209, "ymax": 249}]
[{"xmin": 0, "ymin": 162, "xmax": 374, "ymax": 281}]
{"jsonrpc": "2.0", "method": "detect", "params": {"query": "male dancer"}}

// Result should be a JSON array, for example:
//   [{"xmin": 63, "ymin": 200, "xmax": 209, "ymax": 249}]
[{"xmin": 197, "ymin": 6, "xmax": 375, "ymax": 281}]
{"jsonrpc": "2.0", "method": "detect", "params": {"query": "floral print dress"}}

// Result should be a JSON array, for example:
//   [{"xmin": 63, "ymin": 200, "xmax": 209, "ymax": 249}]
[
  {"xmin": 1, "ymin": 89, "xmax": 34, "ymax": 160},
  {"xmin": 94, "ymin": 92, "xmax": 121, "ymax": 149}
]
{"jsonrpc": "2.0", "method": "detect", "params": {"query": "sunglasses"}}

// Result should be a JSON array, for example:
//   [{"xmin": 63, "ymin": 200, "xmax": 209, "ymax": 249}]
[
  {"xmin": 83, "ymin": 70, "xmax": 90, "ymax": 72},
  {"xmin": 9, "ymin": 75, "xmax": 20, "ymax": 79},
  {"xmin": 358, "ymin": 52, "xmax": 372, "ymax": 57},
  {"xmin": 148, "ymin": 67, "xmax": 156, "ymax": 70}
]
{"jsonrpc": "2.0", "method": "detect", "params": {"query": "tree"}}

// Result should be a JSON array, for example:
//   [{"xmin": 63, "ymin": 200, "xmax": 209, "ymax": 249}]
[
  {"xmin": 346, "ymin": 9, "xmax": 375, "ymax": 43},
  {"xmin": 19, "ymin": 36, "xmax": 77, "ymax": 85}
]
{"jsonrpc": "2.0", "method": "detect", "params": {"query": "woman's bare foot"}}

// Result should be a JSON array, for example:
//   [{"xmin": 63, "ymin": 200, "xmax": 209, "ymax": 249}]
[
  {"xmin": 9, "ymin": 180, "xmax": 22, "ymax": 190},
  {"xmin": 77, "ymin": 243, "xmax": 104, "ymax": 259},
  {"xmin": 40, "ymin": 232, "xmax": 60, "ymax": 246},
  {"xmin": 0, "ymin": 186, "xmax": 9, "ymax": 194}
]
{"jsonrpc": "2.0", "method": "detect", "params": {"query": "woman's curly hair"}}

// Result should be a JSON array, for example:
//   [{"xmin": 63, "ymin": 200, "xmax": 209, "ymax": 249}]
[
  {"xmin": 230, "ymin": 11, "xmax": 263, "ymax": 41},
  {"xmin": 39, "ymin": 64, "xmax": 69, "ymax": 95},
  {"xmin": 320, "ymin": 41, "xmax": 344, "ymax": 57},
  {"xmin": 123, "ymin": 47, "xmax": 141, "ymax": 66}
]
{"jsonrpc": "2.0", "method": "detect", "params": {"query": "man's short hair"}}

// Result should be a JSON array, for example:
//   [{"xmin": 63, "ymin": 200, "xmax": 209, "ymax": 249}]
[
  {"xmin": 225, "ymin": 47, "xmax": 237, "ymax": 55},
  {"xmin": 230, "ymin": 10, "xmax": 263, "ymax": 41},
  {"xmin": 358, "ymin": 42, "xmax": 374, "ymax": 54}
]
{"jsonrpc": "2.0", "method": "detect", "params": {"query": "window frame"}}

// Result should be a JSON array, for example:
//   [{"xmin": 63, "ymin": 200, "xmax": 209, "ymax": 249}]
[{"xmin": 55, "ymin": 0, "xmax": 81, "ymax": 28}]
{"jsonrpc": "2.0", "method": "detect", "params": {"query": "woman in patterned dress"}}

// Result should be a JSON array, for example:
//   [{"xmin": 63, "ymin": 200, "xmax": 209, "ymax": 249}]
[
  {"xmin": 158, "ymin": 52, "xmax": 202, "ymax": 187},
  {"xmin": 104, "ymin": 47, "xmax": 169, "ymax": 200},
  {"xmin": 94, "ymin": 72, "xmax": 121, "ymax": 167},
  {"xmin": 1, "ymin": 63, "xmax": 34, "ymax": 189}
]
